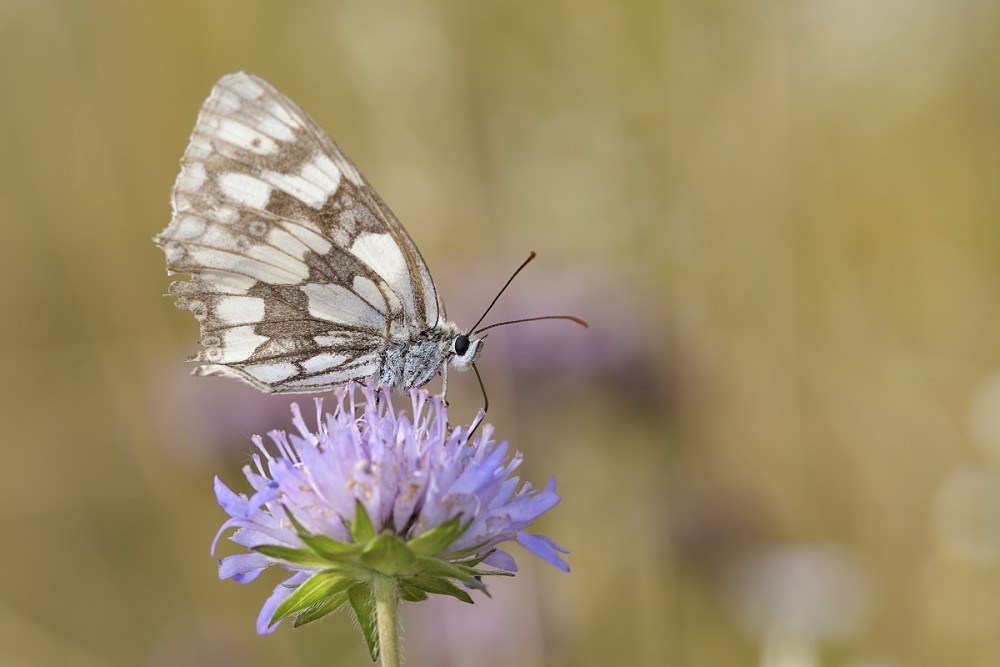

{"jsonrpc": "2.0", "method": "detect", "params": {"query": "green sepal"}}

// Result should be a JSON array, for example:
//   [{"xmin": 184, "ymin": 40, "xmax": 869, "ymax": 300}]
[
  {"xmin": 282, "ymin": 504, "xmax": 313, "ymax": 538},
  {"xmin": 415, "ymin": 555, "xmax": 487, "ymax": 593},
  {"xmin": 404, "ymin": 573, "xmax": 474, "ymax": 604},
  {"xmin": 292, "ymin": 589, "xmax": 350, "ymax": 627},
  {"xmin": 399, "ymin": 582, "xmax": 429, "ymax": 602},
  {"xmin": 406, "ymin": 515, "xmax": 469, "ymax": 556},
  {"xmin": 271, "ymin": 570, "xmax": 354, "ymax": 624},
  {"xmin": 302, "ymin": 538, "xmax": 362, "ymax": 565},
  {"xmin": 472, "ymin": 569, "xmax": 515, "ymax": 579},
  {"xmin": 453, "ymin": 548, "xmax": 496, "ymax": 567},
  {"xmin": 360, "ymin": 533, "xmax": 416, "ymax": 575},
  {"xmin": 282, "ymin": 505, "xmax": 360, "ymax": 561},
  {"xmin": 440, "ymin": 539, "xmax": 495, "ymax": 562},
  {"xmin": 348, "ymin": 583, "xmax": 379, "ymax": 661},
  {"xmin": 252, "ymin": 544, "xmax": 336, "ymax": 569},
  {"xmin": 350, "ymin": 501, "xmax": 377, "ymax": 544}
]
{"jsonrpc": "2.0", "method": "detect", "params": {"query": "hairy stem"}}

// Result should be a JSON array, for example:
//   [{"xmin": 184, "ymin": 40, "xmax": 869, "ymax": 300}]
[{"xmin": 373, "ymin": 575, "xmax": 401, "ymax": 667}]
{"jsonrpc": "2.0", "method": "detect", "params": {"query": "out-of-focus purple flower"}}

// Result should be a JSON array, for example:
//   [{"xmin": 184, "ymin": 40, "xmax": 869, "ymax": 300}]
[
  {"xmin": 153, "ymin": 364, "xmax": 296, "ymax": 468},
  {"xmin": 212, "ymin": 383, "xmax": 568, "ymax": 636}
]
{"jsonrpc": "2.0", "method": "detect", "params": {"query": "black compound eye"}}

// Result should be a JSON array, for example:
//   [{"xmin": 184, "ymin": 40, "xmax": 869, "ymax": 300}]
[{"xmin": 454, "ymin": 334, "xmax": 470, "ymax": 356}]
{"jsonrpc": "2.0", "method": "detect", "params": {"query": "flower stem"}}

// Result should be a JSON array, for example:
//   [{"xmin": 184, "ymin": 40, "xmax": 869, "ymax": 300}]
[{"xmin": 373, "ymin": 575, "xmax": 401, "ymax": 667}]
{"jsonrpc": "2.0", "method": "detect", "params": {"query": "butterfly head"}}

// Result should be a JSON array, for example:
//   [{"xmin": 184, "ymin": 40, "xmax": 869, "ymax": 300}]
[{"xmin": 449, "ymin": 331, "xmax": 484, "ymax": 370}]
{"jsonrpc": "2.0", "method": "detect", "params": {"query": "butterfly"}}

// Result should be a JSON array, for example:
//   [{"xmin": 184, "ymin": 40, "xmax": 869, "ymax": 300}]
[{"xmin": 156, "ymin": 72, "xmax": 584, "ymax": 401}]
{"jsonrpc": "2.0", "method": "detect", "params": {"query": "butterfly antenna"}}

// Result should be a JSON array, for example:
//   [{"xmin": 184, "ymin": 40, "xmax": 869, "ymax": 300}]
[
  {"xmin": 468, "ymin": 251, "xmax": 538, "ymax": 333},
  {"xmin": 475, "ymin": 314, "xmax": 588, "ymax": 335}
]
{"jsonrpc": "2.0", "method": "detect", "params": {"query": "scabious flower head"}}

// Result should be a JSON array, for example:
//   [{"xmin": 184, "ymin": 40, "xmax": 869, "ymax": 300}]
[{"xmin": 212, "ymin": 383, "xmax": 568, "ymax": 640}]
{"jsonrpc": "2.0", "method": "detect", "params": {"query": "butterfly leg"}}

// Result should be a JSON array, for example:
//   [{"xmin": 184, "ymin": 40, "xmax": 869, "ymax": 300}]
[
  {"xmin": 441, "ymin": 364, "xmax": 450, "ymax": 406},
  {"xmin": 464, "ymin": 364, "xmax": 489, "ymax": 440}
]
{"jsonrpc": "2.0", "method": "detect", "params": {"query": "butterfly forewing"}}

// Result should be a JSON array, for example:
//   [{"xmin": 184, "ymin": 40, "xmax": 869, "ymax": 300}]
[{"xmin": 157, "ymin": 72, "xmax": 448, "ymax": 393}]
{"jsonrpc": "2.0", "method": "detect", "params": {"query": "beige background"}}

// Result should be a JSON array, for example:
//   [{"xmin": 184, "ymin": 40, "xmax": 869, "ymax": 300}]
[{"xmin": 2, "ymin": 1, "xmax": 1000, "ymax": 665}]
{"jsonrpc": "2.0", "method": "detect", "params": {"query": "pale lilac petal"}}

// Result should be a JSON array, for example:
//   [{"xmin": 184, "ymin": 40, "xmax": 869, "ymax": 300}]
[
  {"xmin": 218, "ymin": 553, "xmax": 271, "ymax": 582},
  {"xmin": 244, "ymin": 480, "xmax": 281, "ymax": 515},
  {"xmin": 517, "ymin": 533, "xmax": 570, "ymax": 572},
  {"xmin": 483, "ymin": 549, "xmax": 518, "ymax": 572},
  {"xmin": 213, "ymin": 477, "xmax": 246, "ymax": 516},
  {"xmin": 504, "ymin": 478, "xmax": 561, "ymax": 524},
  {"xmin": 256, "ymin": 571, "xmax": 311, "ymax": 635}
]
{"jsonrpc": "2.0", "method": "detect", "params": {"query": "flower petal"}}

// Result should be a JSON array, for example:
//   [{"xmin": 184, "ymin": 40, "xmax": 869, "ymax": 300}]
[
  {"xmin": 244, "ymin": 479, "xmax": 281, "ymax": 516},
  {"xmin": 219, "ymin": 552, "xmax": 271, "ymax": 583},
  {"xmin": 483, "ymin": 549, "xmax": 518, "ymax": 572},
  {"xmin": 256, "ymin": 571, "xmax": 311, "ymax": 635},
  {"xmin": 517, "ymin": 533, "xmax": 571, "ymax": 572},
  {"xmin": 213, "ymin": 476, "xmax": 247, "ymax": 517}
]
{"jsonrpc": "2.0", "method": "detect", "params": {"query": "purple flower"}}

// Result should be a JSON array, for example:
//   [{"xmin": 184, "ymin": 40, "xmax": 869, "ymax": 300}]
[{"xmin": 212, "ymin": 383, "xmax": 568, "ymax": 636}]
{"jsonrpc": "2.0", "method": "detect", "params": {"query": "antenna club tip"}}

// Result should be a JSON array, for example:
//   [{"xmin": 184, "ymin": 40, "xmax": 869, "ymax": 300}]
[{"xmin": 528, "ymin": 250, "xmax": 537, "ymax": 259}]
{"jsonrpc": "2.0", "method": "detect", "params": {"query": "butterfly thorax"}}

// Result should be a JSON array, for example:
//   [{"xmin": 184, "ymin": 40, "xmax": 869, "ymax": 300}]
[{"xmin": 378, "ymin": 321, "xmax": 482, "ymax": 390}]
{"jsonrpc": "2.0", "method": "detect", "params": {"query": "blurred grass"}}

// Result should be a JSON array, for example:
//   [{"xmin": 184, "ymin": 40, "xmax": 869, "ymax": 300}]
[{"xmin": 2, "ymin": 0, "xmax": 1000, "ymax": 665}]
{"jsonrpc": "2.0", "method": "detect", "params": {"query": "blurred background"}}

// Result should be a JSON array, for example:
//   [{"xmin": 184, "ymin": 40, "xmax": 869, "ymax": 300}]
[{"xmin": 2, "ymin": 0, "xmax": 1000, "ymax": 665}]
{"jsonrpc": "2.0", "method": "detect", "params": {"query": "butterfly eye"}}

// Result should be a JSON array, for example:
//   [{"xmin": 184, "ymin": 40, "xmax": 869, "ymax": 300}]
[{"xmin": 454, "ymin": 334, "xmax": 470, "ymax": 356}]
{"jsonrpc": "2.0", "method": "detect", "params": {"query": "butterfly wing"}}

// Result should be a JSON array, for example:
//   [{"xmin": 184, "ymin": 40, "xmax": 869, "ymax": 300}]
[{"xmin": 156, "ymin": 72, "xmax": 444, "ymax": 393}]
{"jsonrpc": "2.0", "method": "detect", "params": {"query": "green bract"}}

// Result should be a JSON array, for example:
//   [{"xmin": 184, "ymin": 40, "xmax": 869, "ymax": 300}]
[{"xmin": 257, "ymin": 502, "xmax": 507, "ymax": 659}]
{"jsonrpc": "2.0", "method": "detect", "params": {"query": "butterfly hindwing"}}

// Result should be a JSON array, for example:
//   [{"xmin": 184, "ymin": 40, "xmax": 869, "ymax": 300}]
[{"xmin": 157, "ymin": 72, "xmax": 446, "ymax": 393}]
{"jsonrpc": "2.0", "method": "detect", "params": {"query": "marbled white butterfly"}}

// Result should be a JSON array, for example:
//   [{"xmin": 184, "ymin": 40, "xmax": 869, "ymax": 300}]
[{"xmin": 156, "ymin": 72, "xmax": 582, "ymax": 400}]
